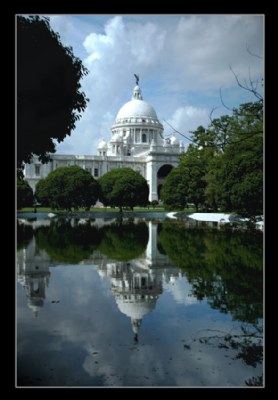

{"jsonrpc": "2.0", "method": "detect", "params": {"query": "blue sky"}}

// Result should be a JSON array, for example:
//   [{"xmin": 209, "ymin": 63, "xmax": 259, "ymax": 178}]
[{"xmin": 46, "ymin": 15, "xmax": 263, "ymax": 154}]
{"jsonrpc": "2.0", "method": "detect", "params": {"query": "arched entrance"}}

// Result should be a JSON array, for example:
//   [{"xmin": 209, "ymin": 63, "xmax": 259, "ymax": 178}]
[{"xmin": 157, "ymin": 164, "xmax": 173, "ymax": 199}]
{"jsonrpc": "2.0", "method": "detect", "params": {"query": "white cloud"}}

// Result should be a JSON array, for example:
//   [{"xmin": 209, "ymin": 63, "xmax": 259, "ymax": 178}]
[
  {"xmin": 163, "ymin": 15, "xmax": 263, "ymax": 91},
  {"xmin": 164, "ymin": 276, "xmax": 198, "ymax": 305},
  {"xmin": 163, "ymin": 106, "xmax": 210, "ymax": 148},
  {"xmin": 47, "ymin": 15, "xmax": 263, "ymax": 156}
]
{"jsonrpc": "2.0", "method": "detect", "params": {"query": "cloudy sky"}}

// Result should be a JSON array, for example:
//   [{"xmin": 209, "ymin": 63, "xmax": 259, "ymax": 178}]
[{"xmin": 47, "ymin": 15, "xmax": 263, "ymax": 155}]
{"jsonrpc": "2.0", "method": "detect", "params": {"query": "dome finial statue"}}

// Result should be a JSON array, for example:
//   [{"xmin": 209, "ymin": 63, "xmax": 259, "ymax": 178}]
[{"xmin": 134, "ymin": 73, "xmax": 139, "ymax": 85}]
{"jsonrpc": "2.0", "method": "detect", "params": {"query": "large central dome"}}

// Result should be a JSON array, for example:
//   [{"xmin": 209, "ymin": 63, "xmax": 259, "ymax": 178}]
[
  {"xmin": 102, "ymin": 80, "xmax": 167, "ymax": 159},
  {"xmin": 116, "ymin": 99, "xmax": 158, "ymax": 120},
  {"xmin": 114, "ymin": 84, "xmax": 159, "ymax": 123}
]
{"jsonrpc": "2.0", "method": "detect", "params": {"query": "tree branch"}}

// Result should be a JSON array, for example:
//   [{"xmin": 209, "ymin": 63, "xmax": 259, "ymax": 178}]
[
  {"xmin": 219, "ymin": 87, "xmax": 233, "ymax": 112},
  {"xmin": 229, "ymin": 65, "xmax": 262, "ymax": 100},
  {"xmin": 246, "ymin": 43, "xmax": 263, "ymax": 59},
  {"xmin": 163, "ymin": 120, "xmax": 194, "ymax": 143}
]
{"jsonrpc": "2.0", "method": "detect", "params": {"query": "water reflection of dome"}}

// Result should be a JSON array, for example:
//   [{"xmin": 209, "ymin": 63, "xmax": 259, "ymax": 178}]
[
  {"xmin": 116, "ymin": 296, "xmax": 157, "ymax": 338},
  {"xmin": 108, "ymin": 261, "xmax": 162, "ymax": 341},
  {"xmin": 92, "ymin": 221, "xmax": 184, "ymax": 340},
  {"xmin": 96, "ymin": 255, "xmax": 179, "ymax": 341}
]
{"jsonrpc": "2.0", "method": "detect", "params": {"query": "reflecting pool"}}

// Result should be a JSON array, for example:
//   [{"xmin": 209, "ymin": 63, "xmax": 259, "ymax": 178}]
[{"xmin": 17, "ymin": 217, "xmax": 263, "ymax": 387}]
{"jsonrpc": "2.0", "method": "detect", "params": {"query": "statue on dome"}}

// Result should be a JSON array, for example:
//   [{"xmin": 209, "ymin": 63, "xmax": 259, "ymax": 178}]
[{"xmin": 134, "ymin": 74, "xmax": 139, "ymax": 85}]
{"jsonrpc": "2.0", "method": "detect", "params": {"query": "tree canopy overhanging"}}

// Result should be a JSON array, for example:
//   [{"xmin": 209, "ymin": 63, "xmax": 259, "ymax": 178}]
[
  {"xmin": 161, "ymin": 100, "xmax": 263, "ymax": 217},
  {"xmin": 17, "ymin": 16, "xmax": 89, "ymax": 175},
  {"xmin": 17, "ymin": 179, "xmax": 34, "ymax": 209}
]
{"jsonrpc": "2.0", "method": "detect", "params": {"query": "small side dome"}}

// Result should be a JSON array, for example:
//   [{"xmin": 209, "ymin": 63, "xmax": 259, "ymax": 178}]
[
  {"xmin": 111, "ymin": 133, "xmax": 123, "ymax": 142},
  {"xmin": 97, "ymin": 140, "xmax": 107, "ymax": 149},
  {"xmin": 170, "ymin": 135, "xmax": 179, "ymax": 145}
]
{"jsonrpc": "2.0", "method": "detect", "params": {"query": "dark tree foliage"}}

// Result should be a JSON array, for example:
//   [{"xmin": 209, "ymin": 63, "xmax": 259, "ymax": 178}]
[
  {"xmin": 35, "ymin": 178, "xmax": 50, "ymax": 207},
  {"xmin": 162, "ymin": 100, "xmax": 263, "ymax": 216},
  {"xmin": 185, "ymin": 324, "xmax": 263, "ymax": 383},
  {"xmin": 17, "ymin": 16, "xmax": 89, "ymax": 175},
  {"xmin": 161, "ymin": 145, "xmax": 209, "ymax": 211},
  {"xmin": 17, "ymin": 221, "xmax": 34, "ymax": 250},
  {"xmin": 159, "ymin": 222, "xmax": 263, "ymax": 324},
  {"xmin": 160, "ymin": 167, "xmax": 188, "ymax": 210},
  {"xmin": 245, "ymin": 375, "xmax": 263, "ymax": 386},
  {"xmin": 35, "ymin": 219, "xmax": 101, "ymax": 263},
  {"xmin": 17, "ymin": 179, "xmax": 34, "ymax": 209},
  {"xmin": 99, "ymin": 221, "xmax": 149, "ymax": 261},
  {"xmin": 99, "ymin": 168, "xmax": 149, "ymax": 212},
  {"xmin": 35, "ymin": 166, "xmax": 100, "ymax": 211},
  {"xmin": 159, "ymin": 219, "xmax": 263, "ymax": 382},
  {"xmin": 34, "ymin": 219, "xmax": 148, "ymax": 263},
  {"xmin": 216, "ymin": 101, "xmax": 263, "ymax": 217}
]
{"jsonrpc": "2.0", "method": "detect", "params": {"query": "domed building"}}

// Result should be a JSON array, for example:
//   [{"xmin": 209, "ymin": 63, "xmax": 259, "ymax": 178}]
[{"xmin": 24, "ymin": 77, "xmax": 184, "ymax": 201}]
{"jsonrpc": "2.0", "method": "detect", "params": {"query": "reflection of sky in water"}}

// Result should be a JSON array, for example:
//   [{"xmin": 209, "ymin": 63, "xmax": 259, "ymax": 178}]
[{"xmin": 17, "ymin": 218, "xmax": 263, "ymax": 387}]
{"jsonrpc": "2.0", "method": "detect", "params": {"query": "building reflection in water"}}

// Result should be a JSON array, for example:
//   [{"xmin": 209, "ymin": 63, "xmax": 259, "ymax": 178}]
[
  {"xmin": 17, "ymin": 220, "xmax": 181, "ymax": 338},
  {"xmin": 17, "ymin": 235, "xmax": 51, "ymax": 317},
  {"xmin": 95, "ymin": 222, "xmax": 181, "ymax": 341}
]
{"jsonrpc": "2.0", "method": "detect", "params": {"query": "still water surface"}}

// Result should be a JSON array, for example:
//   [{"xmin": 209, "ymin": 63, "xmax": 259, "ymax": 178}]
[{"xmin": 17, "ymin": 216, "xmax": 263, "ymax": 387}]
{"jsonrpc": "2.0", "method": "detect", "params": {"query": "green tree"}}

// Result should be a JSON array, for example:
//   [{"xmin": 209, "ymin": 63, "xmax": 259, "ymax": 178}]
[
  {"xmin": 99, "ymin": 168, "xmax": 149, "ymax": 212},
  {"xmin": 35, "ymin": 166, "xmax": 100, "ymax": 211},
  {"xmin": 17, "ymin": 179, "xmax": 34, "ymax": 209},
  {"xmin": 203, "ymin": 156, "xmax": 222, "ymax": 211},
  {"xmin": 17, "ymin": 16, "xmax": 89, "ymax": 176},
  {"xmin": 161, "ymin": 144, "xmax": 208, "ymax": 211},
  {"xmin": 150, "ymin": 200, "xmax": 159, "ymax": 209},
  {"xmin": 35, "ymin": 178, "xmax": 50, "ymax": 207},
  {"xmin": 191, "ymin": 125, "xmax": 218, "ymax": 149},
  {"xmin": 167, "ymin": 99, "xmax": 263, "ymax": 216},
  {"xmin": 181, "ymin": 145, "xmax": 208, "ymax": 211},
  {"xmin": 160, "ymin": 167, "xmax": 187, "ymax": 210},
  {"xmin": 216, "ymin": 101, "xmax": 263, "ymax": 217}
]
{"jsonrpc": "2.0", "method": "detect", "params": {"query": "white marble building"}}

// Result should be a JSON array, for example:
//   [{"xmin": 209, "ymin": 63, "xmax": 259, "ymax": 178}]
[{"xmin": 24, "ymin": 80, "xmax": 184, "ymax": 201}]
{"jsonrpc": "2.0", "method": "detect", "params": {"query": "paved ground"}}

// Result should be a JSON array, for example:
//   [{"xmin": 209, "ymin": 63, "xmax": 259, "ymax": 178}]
[{"xmin": 188, "ymin": 213, "xmax": 231, "ymax": 222}]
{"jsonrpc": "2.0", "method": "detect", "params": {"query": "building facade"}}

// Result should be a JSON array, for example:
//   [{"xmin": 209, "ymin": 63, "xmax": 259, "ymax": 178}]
[{"xmin": 24, "ymin": 81, "xmax": 184, "ymax": 201}]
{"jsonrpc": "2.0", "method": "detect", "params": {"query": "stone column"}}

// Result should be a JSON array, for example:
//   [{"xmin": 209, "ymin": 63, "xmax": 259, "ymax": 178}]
[{"xmin": 146, "ymin": 157, "xmax": 158, "ymax": 201}]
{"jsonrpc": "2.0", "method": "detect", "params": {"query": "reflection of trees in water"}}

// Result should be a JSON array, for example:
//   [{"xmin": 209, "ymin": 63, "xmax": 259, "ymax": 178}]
[
  {"xmin": 159, "ymin": 222, "xmax": 263, "ymax": 386},
  {"xmin": 185, "ymin": 325, "xmax": 263, "ymax": 365},
  {"xmin": 183, "ymin": 324, "xmax": 263, "ymax": 386},
  {"xmin": 17, "ymin": 221, "xmax": 34, "ymax": 250},
  {"xmin": 99, "ymin": 221, "xmax": 148, "ymax": 261},
  {"xmin": 33, "ymin": 219, "xmax": 149, "ymax": 263},
  {"xmin": 35, "ymin": 219, "xmax": 102, "ymax": 263},
  {"xmin": 245, "ymin": 375, "xmax": 263, "ymax": 386},
  {"xmin": 159, "ymin": 223, "xmax": 263, "ymax": 323}
]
